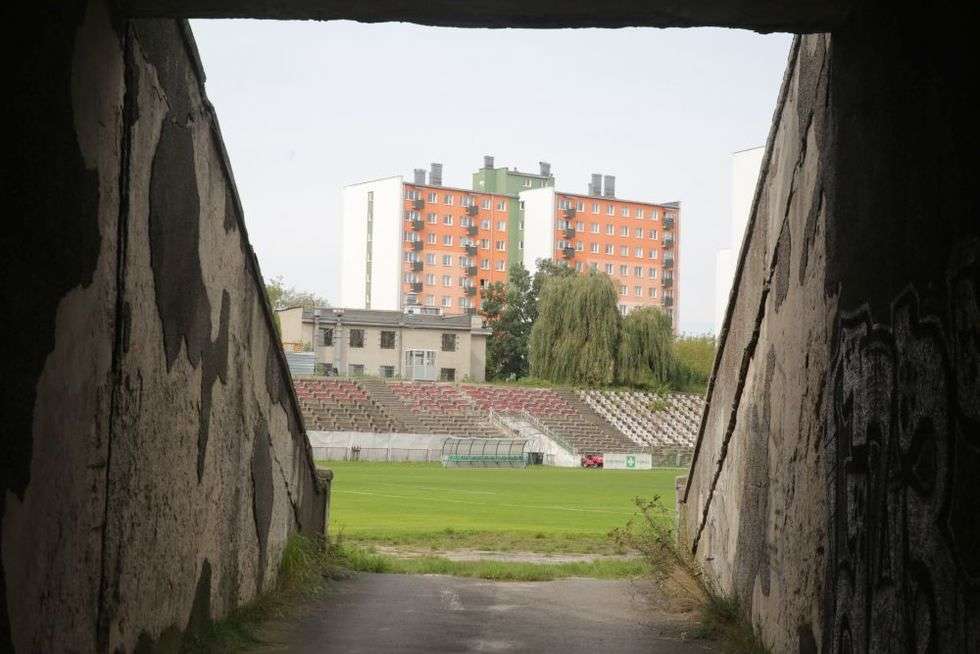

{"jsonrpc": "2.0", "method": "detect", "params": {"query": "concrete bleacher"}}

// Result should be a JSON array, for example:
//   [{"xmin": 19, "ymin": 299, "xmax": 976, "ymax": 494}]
[
  {"xmin": 579, "ymin": 390, "xmax": 704, "ymax": 449},
  {"xmin": 292, "ymin": 377, "xmax": 702, "ymax": 460}
]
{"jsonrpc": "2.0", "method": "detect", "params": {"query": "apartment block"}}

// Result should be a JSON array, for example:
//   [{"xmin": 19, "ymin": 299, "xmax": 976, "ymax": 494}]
[{"xmin": 340, "ymin": 159, "xmax": 680, "ymax": 324}]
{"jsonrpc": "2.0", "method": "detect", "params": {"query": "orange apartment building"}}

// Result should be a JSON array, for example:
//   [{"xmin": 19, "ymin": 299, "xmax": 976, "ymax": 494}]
[{"xmin": 341, "ymin": 162, "xmax": 679, "ymax": 324}]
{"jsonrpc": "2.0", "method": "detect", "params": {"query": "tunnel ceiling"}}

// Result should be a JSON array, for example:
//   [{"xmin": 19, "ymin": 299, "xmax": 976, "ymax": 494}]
[{"xmin": 117, "ymin": 0, "xmax": 850, "ymax": 32}]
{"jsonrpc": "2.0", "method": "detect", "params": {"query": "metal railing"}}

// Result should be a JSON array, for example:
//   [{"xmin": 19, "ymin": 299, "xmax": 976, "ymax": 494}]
[{"xmin": 521, "ymin": 410, "xmax": 577, "ymax": 454}]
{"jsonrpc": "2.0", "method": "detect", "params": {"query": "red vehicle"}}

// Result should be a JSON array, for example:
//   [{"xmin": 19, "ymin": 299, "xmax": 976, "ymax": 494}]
[{"xmin": 581, "ymin": 454, "xmax": 604, "ymax": 468}]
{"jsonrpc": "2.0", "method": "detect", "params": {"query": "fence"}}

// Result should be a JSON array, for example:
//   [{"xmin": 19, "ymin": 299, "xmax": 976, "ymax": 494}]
[{"xmin": 311, "ymin": 445, "xmax": 442, "ymax": 462}]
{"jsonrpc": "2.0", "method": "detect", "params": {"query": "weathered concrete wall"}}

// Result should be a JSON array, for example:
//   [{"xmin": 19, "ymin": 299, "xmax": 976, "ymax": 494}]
[
  {"xmin": 2, "ymin": 2, "xmax": 327, "ymax": 651},
  {"xmin": 682, "ymin": 22, "xmax": 978, "ymax": 654}
]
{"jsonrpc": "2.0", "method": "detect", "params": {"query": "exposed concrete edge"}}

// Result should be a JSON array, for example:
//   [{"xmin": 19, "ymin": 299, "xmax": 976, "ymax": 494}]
[
  {"xmin": 174, "ymin": 20, "xmax": 325, "ymax": 498},
  {"xmin": 682, "ymin": 36, "xmax": 800, "ymax": 504}
]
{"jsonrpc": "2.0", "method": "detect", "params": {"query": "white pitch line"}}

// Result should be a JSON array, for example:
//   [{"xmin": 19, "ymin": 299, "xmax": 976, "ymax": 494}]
[{"xmin": 333, "ymin": 489, "xmax": 635, "ymax": 515}]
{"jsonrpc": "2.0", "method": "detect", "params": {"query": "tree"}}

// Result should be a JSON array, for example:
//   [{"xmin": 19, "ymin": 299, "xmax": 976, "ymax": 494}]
[
  {"xmin": 616, "ymin": 307, "xmax": 676, "ymax": 387},
  {"xmin": 482, "ymin": 262, "xmax": 533, "ymax": 380},
  {"xmin": 671, "ymin": 335, "xmax": 717, "ymax": 394},
  {"xmin": 264, "ymin": 275, "xmax": 328, "ymax": 310},
  {"xmin": 529, "ymin": 271, "xmax": 620, "ymax": 385},
  {"xmin": 528, "ymin": 258, "xmax": 576, "ymax": 325}
]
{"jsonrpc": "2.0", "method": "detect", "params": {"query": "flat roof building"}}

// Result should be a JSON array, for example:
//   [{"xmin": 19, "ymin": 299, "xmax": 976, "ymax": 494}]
[{"xmin": 278, "ymin": 306, "xmax": 490, "ymax": 382}]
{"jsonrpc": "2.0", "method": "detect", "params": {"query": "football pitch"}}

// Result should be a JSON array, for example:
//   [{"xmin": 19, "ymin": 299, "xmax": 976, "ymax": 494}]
[{"xmin": 321, "ymin": 461, "xmax": 685, "ymax": 553}]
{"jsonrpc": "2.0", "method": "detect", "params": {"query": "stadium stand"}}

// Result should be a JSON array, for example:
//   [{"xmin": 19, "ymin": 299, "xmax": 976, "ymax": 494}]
[
  {"xmin": 293, "ymin": 378, "xmax": 702, "ymax": 462},
  {"xmin": 579, "ymin": 390, "xmax": 704, "ymax": 449}
]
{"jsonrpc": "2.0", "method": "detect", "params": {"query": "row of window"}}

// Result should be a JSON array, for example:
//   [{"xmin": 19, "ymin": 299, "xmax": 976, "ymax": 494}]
[
  {"xmin": 557, "ymin": 199, "xmax": 677, "ymax": 221},
  {"xmin": 405, "ymin": 188, "xmax": 509, "ymax": 211},
  {"xmin": 558, "ymin": 220, "xmax": 669, "ymax": 240},
  {"xmin": 403, "ymin": 273, "xmax": 478, "ymax": 288},
  {"xmin": 404, "ymin": 232, "xmax": 507, "ymax": 250},
  {"xmin": 404, "ymin": 252, "xmax": 507, "ymax": 269},
  {"xmin": 563, "ymin": 260, "xmax": 676, "ymax": 280},
  {"xmin": 340, "ymin": 365, "xmax": 457, "ymax": 381},
  {"xmin": 557, "ymin": 241, "xmax": 668, "ymax": 260},
  {"xmin": 318, "ymin": 328, "xmax": 459, "ymax": 352},
  {"xmin": 407, "ymin": 213, "xmax": 509, "ymax": 231},
  {"xmin": 406, "ymin": 294, "xmax": 475, "ymax": 309}
]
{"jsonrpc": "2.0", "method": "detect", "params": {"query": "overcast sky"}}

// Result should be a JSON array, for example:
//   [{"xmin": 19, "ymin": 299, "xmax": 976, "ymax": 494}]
[{"xmin": 191, "ymin": 20, "xmax": 792, "ymax": 335}]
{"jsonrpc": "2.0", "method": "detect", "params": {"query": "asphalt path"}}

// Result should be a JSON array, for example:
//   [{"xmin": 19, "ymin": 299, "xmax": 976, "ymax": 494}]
[{"xmin": 268, "ymin": 573, "xmax": 715, "ymax": 653}]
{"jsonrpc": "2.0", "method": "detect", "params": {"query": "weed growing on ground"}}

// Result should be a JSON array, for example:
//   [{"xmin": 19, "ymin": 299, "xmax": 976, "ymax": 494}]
[{"xmin": 609, "ymin": 497, "xmax": 770, "ymax": 654}]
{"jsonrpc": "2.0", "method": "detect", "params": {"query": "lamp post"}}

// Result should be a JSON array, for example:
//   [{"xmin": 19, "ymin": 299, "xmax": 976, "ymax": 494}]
[{"xmin": 332, "ymin": 308, "xmax": 345, "ymax": 376}]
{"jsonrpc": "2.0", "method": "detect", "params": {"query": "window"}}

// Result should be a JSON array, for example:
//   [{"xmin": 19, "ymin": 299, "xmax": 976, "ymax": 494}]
[
  {"xmin": 441, "ymin": 334, "xmax": 457, "ymax": 352},
  {"xmin": 649, "ymin": 229, "xmax": 658, "ymax": 240},
  {"xmin": 427, "ymin": 192, "xmax": 437, "ymax": 202},
  {"xmin": 590, "ymin": 223, "xmax": 599, "ymax": 234},
  {"xmin": 481, "ymin": 198, "xmax": 491, "ymax": 209},
  {"xmin": 427, "ymin": 212, "xmax": 437, "ymax": 224},
  {"xmin": 442, "ymin": 235, "xmax": 453, "ymax": 246},
  {"xmin": 590, "ymin": 262, "xmax": 598, "ymax": 271},
  {"xmin": 425, "ymin": 273, "xmax": 435, "ymax": 285},
  {"xmin": 559, "ymin": 198, "xmax": 571, "ymax": 209},
  {"xmin": 349, "ymin": 364, "xmax": 365, "ymax": 376},
  {"xmin": 592, "ymin": 203, "xmax": 600, "ymax": 214},
  {"xmin": 480, "ymin": 258, "xmax": 490, "ymax": 270},
  {"xmin": 635, "ymin": 247, "xmax": 644, "ymax": 257},
  {"xmin": 425, "ymin": 295, "xmax": 435, "ymax": 306},
  {"xmin": 443, "ymin": 215, "xmax": 453, "ymax": 225},
  {"xmin": 620, "ymin": 226, "xmax": 629, "ymax": 237},
  {"xmin": 619, "ymin": 265, "xmax": 628, "ymax": 276},
  {"xmin": 442, "ymin": 255, "xmax": 452, "ymax": 266},
  {"xmin": 651, "ymin": 210, "xmax": 660, "ymax": 221},
  {"xmin": 495, "ymin": 240, "xmax": 506, "ymax": 251},
  {"xmin": 620, "ymin": 246, "xmax": 630, "ymax": 256},
  {"xmin": 427, "ymin": 233, "xmax": 437, "ymax": 244},
  {"xmin": 619, "ymin": 285, "xmax": 628, "ymax": 295},
  {"xmin": 444, "ymin": 193, "xmax": 454, "ymax": 205},
  {"xmin": 426, "ymin": 253, "xmax": 435, "ymax": 264},
  {"xmin": 576, "ymin": 222, "xmax": 584, "ymax": 232},
  {"xmin": 648, "ymin": 267, "xmax": 657, "ymax": 278},
  {"xmin": 590, "ymin": 242, "xmax": 599, "ymax": 253},
  {"xmin": 604, "ymin": 263, "xmax": 614, "ymax": 274},
  {"xmin": 606, "ymin": 224, "xmax": 614, "ymax": 235},
  {"xmin": 496, "ymin": 260, "xmax": 505, "ymax": 271},
  {"xmin": 622, "ymin": 206, "xmax": 630, "ymax": 217},
  {"xmin": 635, "ymin": 286, "xmax": 643, "ymax": 297},
  {"xmin": 440, "ymin": 368, "xmax": 456, "ymax": 381},
  {"xmin": 649, "ymin": 249, "xmax": 658, "ymax": 260},
  {"xmin": 607, "ymin": 204, "xmax": 614, "ymax": 215},
  {"xmin": 380, "ymin": 331, "xmax": 395, "ymax": 349},
  {"xmin": 442, "ymin": 275, "xmax": 451, "ymax": 287},
  {"xmin": 496, "ymin": 200, "xmax": 507, "ymax": 211},
  {"xmin": 574, "ymin": 261, "xmax": 583, "ymax": 272},
  {"xmin": 319, "ymin": 328, "xmax": 333, "ymax": 346},
  {"xmin": 648, "ymin": 287, "xmax": 657, "ymax": 298},
  {"xmin": 480, "ymin": 238, "xmax": 490, "ymax": 249},
  {"xmin": 634, "ymin": 228, "xmax": 643, "ymax": 238},
  {"xmin": 481, "ymin": 219, "xmax": 490, "ymax": 229},
  {"xmin": 522, "ymin": 179, "xmax": 532, "ymax": 188},
  {"xmin": 636, "ymin": 208, "xmax": 645, "ymax": 219},
  {"xmin": 605, "ymin": 244, "xmax": 615, "ymax": 255},
  {"xmin": 498, "ymin": 221, "xmax": 507, "ymax": 231},
  {"xmin": 379, "ymin": 365, "xmax": 395, "ymax": 378},
  {"xmin": 349, "ymin": 329, "xmax": 364, "ymax": 348},
  {"xmin": 576, "ymin": 201, "xmax": 584, "ymax": 211},
  {"xmin": 442, "ymin": 296, "xmax": 451, "ymax": 307}
]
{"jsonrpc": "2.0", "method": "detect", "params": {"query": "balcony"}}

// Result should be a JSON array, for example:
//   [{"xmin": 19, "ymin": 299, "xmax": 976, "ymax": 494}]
[
  {"xmin": 662, "ymin": 296, "xmax": 674, "ymax": 308},
  {"xmin": 562, "ymin": 246, "xmax": 575, "ymax": 259},
  {"xmin": 412, "ymin": 198, "xmax": 424, "ymax": 210},
  {"xmin": 663, "ymin": 257, "xmax": 674, "ymax": 269},
  {"xmin": 562, "ymin": 227, "xmax": 575, "ymax": 239},
  {"xmin": 465, "ymin": 266, "xmax": 477, "ymax": 277},
  {"xmin": 464, "ymin": 286, "xmax": 477, "ymax": 296},
  {"xmin": 662, "ymin": 277, "xmax": 673, "ymax": 288},
  {"xmin": 664, "ymin": 216, "xmax": 675, "ymax": 229},
  {"xmin": 411, "ymin": 240, "xmax": 423, "ymax": 251},
  {"xmin": 663, "ymin": 236, "xmax": 674, "ymax": 248},
  {"xmin": 467, "ymin": 224, "xmax": 479, "ymax": 237},
  {"xmin": 410, "ymin": 282, "xmax": 423, "ymax": 293},
  {"xmin": 411, "ymin": 219, "xmax": 424, "ymax": 231},
  {"xmin": 411, "ymin": 261, "xmax": 423, "ymax": 272},
  {"xmin": 464, "ymin": 244, "xmax": 477, "ymax": 256},
  {"xmin": 563, "ymin": 206, "xmax": 577, "ymax": 219},
  {"xmin": 465, "ymin": 307, "xmax": 477, "ymax": 316},
  {"xmin": 466, "ymin": 205, "xmax": 479, "ymax": 216}
]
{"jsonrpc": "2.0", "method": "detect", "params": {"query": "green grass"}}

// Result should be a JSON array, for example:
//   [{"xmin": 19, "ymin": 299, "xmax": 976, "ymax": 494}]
[
  {"xmin": 321, "ymin": 462, "xmax": 685, "ymax": 553},
  {"xmin": 336, "ymin": 543, "xmax": 649, "ymax": 581}
]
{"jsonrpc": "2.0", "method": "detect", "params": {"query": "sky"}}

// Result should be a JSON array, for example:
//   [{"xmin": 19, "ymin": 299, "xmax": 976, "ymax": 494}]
[{"xmin": 191, "ymin": 20, "xmax": 792, "ymax": 335}]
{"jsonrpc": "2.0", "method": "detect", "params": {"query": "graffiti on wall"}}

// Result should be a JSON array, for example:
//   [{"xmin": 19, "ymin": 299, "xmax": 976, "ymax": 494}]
[{"xmin": 825, "ymin": 243, "xmax": 979, "ymax": 653}]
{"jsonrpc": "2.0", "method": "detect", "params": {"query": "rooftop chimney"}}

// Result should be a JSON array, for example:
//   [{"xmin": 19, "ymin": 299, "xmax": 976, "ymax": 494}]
[
  {"xmin": 483, "ymin": 155, "xmax": 494, "ymax": 169},
  {"xmin": 539, "ymin": 161, "xmax": 551, "ymax": 177},
  {"xmin": 413, "ymin": 168, "xmax": 426, "ymax": 185},
  {"xmin": 429, "ymin": 163, "xmax": 443, "ymax": 187},
  {"xmin": 603, "ymin": 175, "xmax": 616, "ymax": 198},
  {"xmin": 590, "ymin": 174, "xmax": 602, "ymax": 197}
]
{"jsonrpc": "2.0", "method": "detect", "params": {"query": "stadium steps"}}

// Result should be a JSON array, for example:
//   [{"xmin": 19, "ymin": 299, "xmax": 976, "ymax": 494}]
[
  {"xmin": 355, "ymin": 378, "xmax": 421, "ymax": 433},
  {"xmin": 548, "ymin": 389, "xmax": 640, "ymax": 454}
]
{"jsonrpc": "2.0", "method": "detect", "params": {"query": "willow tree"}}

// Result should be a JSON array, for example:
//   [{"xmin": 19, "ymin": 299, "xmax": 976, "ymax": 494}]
[
  {"xmin": 529, "ymin": 271, "xmax": 620, "ymax": 385},
  {"xmin": 616, "ymin": 306, "xmax": 676, "ymax": 387}
]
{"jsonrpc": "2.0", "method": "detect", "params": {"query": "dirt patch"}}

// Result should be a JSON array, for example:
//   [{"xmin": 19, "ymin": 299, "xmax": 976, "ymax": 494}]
[{"xmin": 374, "ymin": 545, "xmax": 642, "ymax": 564}]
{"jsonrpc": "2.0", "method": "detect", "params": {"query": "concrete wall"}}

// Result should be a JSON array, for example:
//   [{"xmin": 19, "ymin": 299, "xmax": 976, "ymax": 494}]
[
  {"xmin": 340, "ymin": 177, "xmax": 403, "ymax": 310},
  {"xmin": 519, "ymin": 187, "xmax": 556, "ymax": 270},
  {"xmin": 3, "ymin": 3, "xmax": 327, "ymax": 650},
  {"xmin": 682, "ymin": 27, "xmax": 978, "ymax": 653}
]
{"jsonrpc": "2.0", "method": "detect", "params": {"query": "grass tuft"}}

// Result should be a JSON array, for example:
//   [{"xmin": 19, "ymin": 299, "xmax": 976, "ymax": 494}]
[{"xmin": 609, "ymin": 497, "xmax": 771, "ymax": 654}]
